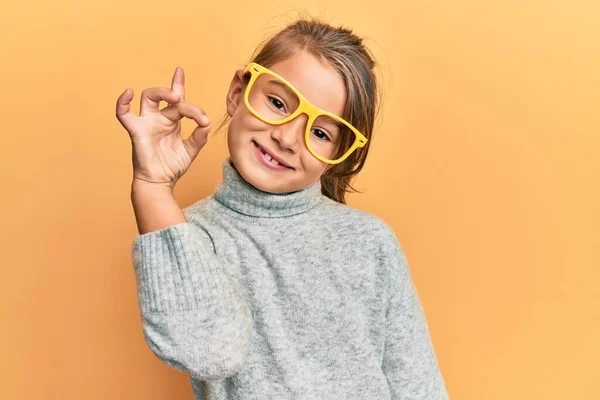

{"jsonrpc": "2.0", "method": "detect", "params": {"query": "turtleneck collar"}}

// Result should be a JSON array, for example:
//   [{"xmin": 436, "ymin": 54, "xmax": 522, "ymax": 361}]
[{"xmin": 212, "ymin": 158, "xmax": 323, "ymax": 218}]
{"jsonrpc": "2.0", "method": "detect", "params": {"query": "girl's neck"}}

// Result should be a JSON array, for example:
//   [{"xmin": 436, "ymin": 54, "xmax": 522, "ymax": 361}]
[{"xmin": 212, "ymin": 158, "xmax": 323, "ymax": 218}]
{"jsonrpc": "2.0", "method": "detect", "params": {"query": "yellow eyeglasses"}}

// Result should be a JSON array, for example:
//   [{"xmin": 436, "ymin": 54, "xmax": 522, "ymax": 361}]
[{"xmin": 242, "ymin": 62, "xmax": 368, "ymax": 165}]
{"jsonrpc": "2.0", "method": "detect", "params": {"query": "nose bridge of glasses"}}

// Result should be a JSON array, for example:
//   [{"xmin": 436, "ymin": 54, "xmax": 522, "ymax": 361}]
[
  {"xmin": 302, "ymin": 100, "xmax": 321, "ymax": 120},
  {"xmin": 281, "ymin": 101, "xmax": 318, "ymax": 127}
]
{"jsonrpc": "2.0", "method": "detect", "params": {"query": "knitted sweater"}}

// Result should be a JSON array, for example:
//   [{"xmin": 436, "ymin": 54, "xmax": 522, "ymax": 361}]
[{"xmin": 131, "ymin": 158, "xmax": 449, "ymax": 399}]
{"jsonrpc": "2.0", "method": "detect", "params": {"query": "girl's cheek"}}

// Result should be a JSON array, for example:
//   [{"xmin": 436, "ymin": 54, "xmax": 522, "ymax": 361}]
[
  {"xmin": 246, "ymin": 116, "xmax": 272, "ymax": 133},
  {"xmin": 233, "ymin": 107, "xmax": 268, "ymax": 132}
]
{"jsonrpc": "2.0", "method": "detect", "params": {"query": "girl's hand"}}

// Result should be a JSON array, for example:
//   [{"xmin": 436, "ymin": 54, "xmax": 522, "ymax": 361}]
[{"xmin": 116, "ymin": 67, "xmax": 211, "ymax": 189}]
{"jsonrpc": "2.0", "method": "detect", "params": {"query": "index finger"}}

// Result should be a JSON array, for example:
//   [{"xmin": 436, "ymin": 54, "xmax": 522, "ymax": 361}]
[
  {"xmin": 171, "ymin": 67, "xmax": 185, "ymax": 101},
  {"xmin": 140, "ymin": 87, "xmax": 181, "ymax": 115}
]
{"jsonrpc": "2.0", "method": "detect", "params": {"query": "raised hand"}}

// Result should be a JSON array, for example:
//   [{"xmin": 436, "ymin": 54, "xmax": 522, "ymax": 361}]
[{"xmin": 116, "ymin": 67, "xmax": 212, "ymax": 189}]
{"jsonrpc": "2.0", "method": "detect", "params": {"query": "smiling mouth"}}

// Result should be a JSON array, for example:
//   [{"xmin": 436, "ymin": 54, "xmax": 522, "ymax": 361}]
[{"xmin": 253, "ymin": 141, "xmax": 293, "ymax": 169}]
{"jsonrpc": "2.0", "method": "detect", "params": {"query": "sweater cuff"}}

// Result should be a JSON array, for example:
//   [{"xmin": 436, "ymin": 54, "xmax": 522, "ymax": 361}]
[{"xmin": 132, "ymin": 222, "xmax": 235, "ymax": 314}]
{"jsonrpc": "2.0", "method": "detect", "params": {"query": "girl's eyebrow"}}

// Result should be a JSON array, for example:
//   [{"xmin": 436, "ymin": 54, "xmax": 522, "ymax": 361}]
[{"xmin": 267, "ymin": 79, "xmax": 298, "ymax": 98}]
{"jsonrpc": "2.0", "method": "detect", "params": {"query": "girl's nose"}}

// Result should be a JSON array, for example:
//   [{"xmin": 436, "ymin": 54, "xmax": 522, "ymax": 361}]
[{"xmin": 270, "ymin": 113, "xmax": 308, "ymax": 153}]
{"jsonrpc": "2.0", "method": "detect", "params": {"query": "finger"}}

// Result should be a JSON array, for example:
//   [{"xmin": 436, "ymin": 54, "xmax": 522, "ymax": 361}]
[
  {"xmin": 161, "ymin": 102, "xmax": 211, "ymax": 160},
  {"xmin": 161, "ymin": 101, "xmax": 210, "ymax": 127},
  {"xmin": 171, "ymin": 67, "xmax": 185, "ymax": 101},
  {"xmin": 140, "ymin": 87, "xmax": 181, "ymax": 116},
  {"xmin": 183, "ymin": 122, "xmax": 212, "ymax": 161},
  {"xmin": 116, "ymin": 88, "xmax": 135, "ymax": 127}
]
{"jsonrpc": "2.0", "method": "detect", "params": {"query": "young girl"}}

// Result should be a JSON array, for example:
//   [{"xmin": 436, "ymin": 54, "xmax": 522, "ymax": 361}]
[{"xmin": 116, "ymin": 18, "xmax": 449, "ymax": 400}]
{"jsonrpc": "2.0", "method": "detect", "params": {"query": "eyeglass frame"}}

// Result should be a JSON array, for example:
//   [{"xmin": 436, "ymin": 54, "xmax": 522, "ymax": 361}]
[{"xmin": 241, "ymin": 62, "xmax": 368, "ymax": 165}]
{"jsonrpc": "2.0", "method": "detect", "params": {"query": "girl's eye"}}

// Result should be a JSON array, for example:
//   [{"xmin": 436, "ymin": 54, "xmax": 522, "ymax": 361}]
[
  {"xmin": 268, "ymin": 96, "xmax": 286, "ymax": 112},
  {"xmin": 311, "ymin": 128, "xmax": 331, "ymax": 142}
]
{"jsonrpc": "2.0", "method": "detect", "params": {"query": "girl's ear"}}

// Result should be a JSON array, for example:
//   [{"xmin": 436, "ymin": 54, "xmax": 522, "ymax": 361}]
[{"xmin": 226, "ymin": 69, "xmax": 246, "ymax": 117}]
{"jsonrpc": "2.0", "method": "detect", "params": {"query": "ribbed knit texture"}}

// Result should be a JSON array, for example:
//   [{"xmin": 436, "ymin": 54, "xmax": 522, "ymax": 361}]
[{"xmin": 132, "ymin": 158, "xmax": 449, "ymax": 399}]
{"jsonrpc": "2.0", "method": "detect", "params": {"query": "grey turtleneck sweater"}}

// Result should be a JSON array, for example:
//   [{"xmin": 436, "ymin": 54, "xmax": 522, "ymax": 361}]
[{"xmin": 131, "ymin": 158, "xmax": 449, "ymax": 399}]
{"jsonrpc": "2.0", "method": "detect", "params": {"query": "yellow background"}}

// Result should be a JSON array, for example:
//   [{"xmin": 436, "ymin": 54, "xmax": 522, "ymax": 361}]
[{"xmin": 1, "ymin": 0, "xmax": 598, "ymax": 399}]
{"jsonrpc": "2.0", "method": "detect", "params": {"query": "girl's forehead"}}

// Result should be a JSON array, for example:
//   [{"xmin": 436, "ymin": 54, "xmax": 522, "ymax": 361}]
[{"xmin": 268, "ymin": 52, "xmax": 346, "ymax": 116}]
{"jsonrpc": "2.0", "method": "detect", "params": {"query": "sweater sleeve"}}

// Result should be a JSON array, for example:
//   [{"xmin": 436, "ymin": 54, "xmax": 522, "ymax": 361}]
[
  {"xmin": 131, "ymin": 220, "xmax": 253, "ymax": 381},
  {"xmin": 379, "ymin": 224, "xmax": 449, "ymax": 399}
]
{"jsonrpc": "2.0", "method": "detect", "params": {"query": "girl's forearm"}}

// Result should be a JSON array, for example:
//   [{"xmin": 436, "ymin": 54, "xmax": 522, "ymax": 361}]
[{"xmin": 130, "ymin": 180, "xmax": 187, "ymax": 235}]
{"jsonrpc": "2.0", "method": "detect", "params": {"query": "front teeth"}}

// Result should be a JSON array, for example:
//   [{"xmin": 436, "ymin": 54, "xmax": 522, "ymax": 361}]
[{"xmin": 262, "ymin": 150, "xmax": 280, "ymax": 165}]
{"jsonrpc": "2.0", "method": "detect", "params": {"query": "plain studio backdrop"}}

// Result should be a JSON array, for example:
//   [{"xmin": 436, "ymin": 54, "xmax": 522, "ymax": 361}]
[{"xmin": 1, "ymin": 1, "xmax": 598, "ymax": 399}]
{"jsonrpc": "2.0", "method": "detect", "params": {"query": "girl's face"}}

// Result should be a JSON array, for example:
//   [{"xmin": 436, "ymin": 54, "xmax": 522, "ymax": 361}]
[{"xmin": 225, "ymin": 50, "xmax": 347, "ymax": 194}]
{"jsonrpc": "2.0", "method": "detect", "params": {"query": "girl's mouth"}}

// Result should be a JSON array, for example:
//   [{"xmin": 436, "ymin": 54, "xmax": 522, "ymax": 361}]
[{"xmin": 253, "ymin": 141, "xmax": 293, "ymax": 171}]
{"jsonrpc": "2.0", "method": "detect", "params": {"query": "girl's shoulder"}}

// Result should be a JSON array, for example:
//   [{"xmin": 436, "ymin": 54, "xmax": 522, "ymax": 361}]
[
  {"xmin": 318, "ymin": 197, "xmax": 402, "ymax": 248},
  {"xmin": 318, "ymin": 198, "xmax": 409, "ymax": 278}
]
